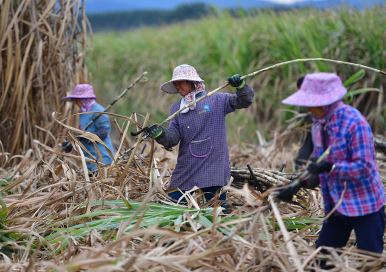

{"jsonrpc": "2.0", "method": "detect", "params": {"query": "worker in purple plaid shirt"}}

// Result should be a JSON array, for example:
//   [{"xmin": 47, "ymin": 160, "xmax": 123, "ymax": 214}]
[
  {"xmin": 142, "ymin": 64, "xmax": 254, "ymax": 211},
  {"xmin": 279, "ymin": 72, "xmax": 384, "ymax": 254}
]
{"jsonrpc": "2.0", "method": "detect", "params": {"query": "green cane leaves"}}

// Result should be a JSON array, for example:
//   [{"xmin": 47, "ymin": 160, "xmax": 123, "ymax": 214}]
[
  {"xmin": 345, "ymin": 88, "xmax": 381, "ymax": 104},
  {"xmin": 343, "ymin": 70, "xmax": 381, "ymax": 104},
  {"xmin": 0, "ymin": 194, "xmax": 8, "ymax": 227},
  {"xmin": 343, "ymin": 69, "xmax": 365, "ymax": 88}
]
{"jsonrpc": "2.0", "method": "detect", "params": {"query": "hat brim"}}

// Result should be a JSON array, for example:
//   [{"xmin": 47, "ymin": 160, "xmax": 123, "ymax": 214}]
[
  {"xmin": 62, "ymin": 95, "xmax": 96, "ymax": 100},
  {"xmin": 160, "ymin": 77, "xmax": 204, "ymax": 94},
  {"xmin": 160, "ymin": 81, "xmax": 178, "ymax": 94},
  {"xmin": 282, "ymin": 88, "xmax": 347, "ymax": 107}
]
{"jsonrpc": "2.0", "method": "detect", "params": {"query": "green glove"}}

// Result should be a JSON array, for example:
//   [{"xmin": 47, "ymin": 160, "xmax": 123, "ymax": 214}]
[
  {"xmin": 144, "ymin": 124, "xmax": 164, "ymax": 139},
  {"xmin": 228, "ymin": 74, "xmax": 245, "ymax": 89}
]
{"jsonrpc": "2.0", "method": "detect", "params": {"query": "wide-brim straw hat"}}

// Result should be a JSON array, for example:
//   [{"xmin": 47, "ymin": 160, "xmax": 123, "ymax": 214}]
[
  {"xmin": 63, "ymin": 84, "xmax": 96, "ymax": 100},
  {"xmin": 161, "ymin": 64, "xmax": 204, "ymax": 94},
  {"xmin": 282, "ymin": 73, "xmax": 347, "ymax": 107}
]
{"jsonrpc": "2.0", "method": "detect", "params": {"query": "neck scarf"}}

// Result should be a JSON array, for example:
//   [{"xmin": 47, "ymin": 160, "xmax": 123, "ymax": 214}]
[
  {"xmin": 79, "ymin": 98, "xmax": 96, "ymax": 112},
  {"xmin": 311, "ymin": 101, "xmax": 344, "ymax": 152},
  {"xmin": 179, "ymin": 81, "xmax": 206, "ymax": 113}
]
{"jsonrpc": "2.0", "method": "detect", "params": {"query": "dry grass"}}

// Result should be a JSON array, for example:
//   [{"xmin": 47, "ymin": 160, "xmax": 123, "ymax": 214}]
[
  {"xmin": 1, "ymin": 115, "xmax": 385, "ymax": 272},
  {"xmin": 0, "ymin": 0, "xmax": 87, "ymax": 155},
  {"xmin": 1, "ymin": 2, "xmax": 386, "ymax": 271}
]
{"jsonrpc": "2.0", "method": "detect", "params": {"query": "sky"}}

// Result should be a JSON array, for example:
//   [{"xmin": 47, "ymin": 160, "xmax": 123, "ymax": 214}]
[{"xmin": 264, "ymin": 0, "xmax": 317, "ymax": 4}]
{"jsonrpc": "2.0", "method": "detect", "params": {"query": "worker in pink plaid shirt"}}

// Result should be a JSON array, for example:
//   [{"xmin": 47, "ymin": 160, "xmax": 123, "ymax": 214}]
[{"xmin": 279, "ymin": 72, "xmax": 384, "ymax": 254}]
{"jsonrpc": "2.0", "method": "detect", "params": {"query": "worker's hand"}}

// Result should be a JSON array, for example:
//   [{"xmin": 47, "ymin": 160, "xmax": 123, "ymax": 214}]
[
  {"xmin": 276, "ymin": 181, "xmax": 302, "ymax": 202},
  {"xmin": 302, "ymin": 174, "xmax": 320, "ymax": 189},
  {"xmin": 144, "ymin": 124, "xmax": 164, "ymax": 139},
  {"xmin": 61, "ymin": 140, "xmax": 73, "ymax": 153},
  {"xmin": 307, "ymin": 159, "xmax": 334, "ymax": 175},
  {"xmin": 228, "ymin": 74, "xmax": 245, "ymax": 89}
]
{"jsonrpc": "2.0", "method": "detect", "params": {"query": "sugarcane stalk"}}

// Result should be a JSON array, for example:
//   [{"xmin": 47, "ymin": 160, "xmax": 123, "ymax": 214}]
[
  {"xmin": 84, "ymin": 71, "xmax": 147, "ymax": 130},
  {"xmin": 268, "ymin": 194, "xmax": 304, "ymax": 272},
  {"xmin": 159, "ymin": 58, "xmax": 385, "ymax": 126}
]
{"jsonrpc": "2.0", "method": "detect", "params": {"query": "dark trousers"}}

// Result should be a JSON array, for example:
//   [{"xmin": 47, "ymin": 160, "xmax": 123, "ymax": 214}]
[
  {"xmin": 168, "ymin": 186, "xmax": 227, "ymax": 207},
  {"xmin": 316, "ymin": 207, "xmax": 385, "ymax": 253}
]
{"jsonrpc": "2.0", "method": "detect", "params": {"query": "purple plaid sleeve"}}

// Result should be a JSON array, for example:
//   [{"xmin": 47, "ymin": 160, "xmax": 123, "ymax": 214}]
[{"xmin": 333, "ymin": 119, "xmax": 375, "ymax": 180}]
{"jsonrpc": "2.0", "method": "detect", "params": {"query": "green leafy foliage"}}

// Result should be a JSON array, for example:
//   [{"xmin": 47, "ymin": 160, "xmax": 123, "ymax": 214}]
[
  {"xmin": 87, "ymin": 7, "xmax": 385, "ymax": 143},
  {"xmin": 0, "ymin": 194, "xmax": 8, "ymax": 227},
  {"xmin": 344, "ymin": 88, "xmax": 381, "ymax": 104},
  {"xmin": 44, "ymin": 200, "xmax": 226, "ymax": 251},
  {"xmin": 282, "ymin": 217, "xmax": 322, "ymax": 231},
  {"xmin": 343, "ymin": 69, "xmax": 366, "ymax": 88}
]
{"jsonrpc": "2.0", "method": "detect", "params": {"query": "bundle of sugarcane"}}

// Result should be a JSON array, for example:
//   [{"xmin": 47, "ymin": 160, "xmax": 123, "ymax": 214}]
[
  {"xmin": 0, "ymin": 0, "xmax": 87, "ymax": 155},
  {"xmin": 231, "ymin": 166, "xmax": 297, "ymax": 192}
]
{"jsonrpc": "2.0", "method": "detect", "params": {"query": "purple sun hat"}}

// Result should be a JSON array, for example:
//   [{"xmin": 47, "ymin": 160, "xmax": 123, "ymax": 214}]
[
  {"xmin": 62, "ymin": 84, "xmax": 96, "ymax": 100},
  {"xmin": 282, "ymin": 73, "xmax": 347, "ymax": 107},
  {"xmin": 161, "ymin": 64, "xmax": 204, "ymax": 94}
]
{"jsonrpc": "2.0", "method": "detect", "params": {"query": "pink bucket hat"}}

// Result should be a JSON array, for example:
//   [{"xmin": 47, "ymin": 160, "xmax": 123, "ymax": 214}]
[
  {"xmin": 161, "ymin": 64, "xmax": 204, "ymax": 94},
  {"xmin": 62, "ymin": 84, "xmax": 96, "ymax": 100},
  {"xmin": 282, "ymin": 73, "xmax": 347, "ymax": 107}
]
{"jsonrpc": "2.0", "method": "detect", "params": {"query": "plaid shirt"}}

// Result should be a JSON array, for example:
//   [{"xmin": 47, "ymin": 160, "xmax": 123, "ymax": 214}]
[{"xmin": 313, "ymin": 103, "xmax": 384, "ymax": 216}]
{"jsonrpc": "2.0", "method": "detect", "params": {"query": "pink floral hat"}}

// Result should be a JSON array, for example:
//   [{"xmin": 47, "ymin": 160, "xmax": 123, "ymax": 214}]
[
  {"xmin": 62, "ymin": 84, "xmax": 96, "ymax": 100},
  {"xmin": 282, "ymin": 73, "xmax": 347, "ymax": 107},
  {"xmin": 161, "ymin": 64, "xmax": 204, "ymax": 94}
]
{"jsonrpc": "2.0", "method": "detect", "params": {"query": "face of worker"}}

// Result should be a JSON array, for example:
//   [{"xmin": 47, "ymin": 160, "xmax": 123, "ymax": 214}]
[
  {"xmin": 173, "ymin": 80, "xmax": 194, "ymax": 97},
  {"xmin": 308, "ymin": 107, "xmax": 325, "ymax": 118},
  {"xmin": 73, "ymin": 99, "xmax": 83, "ymax": 108}
]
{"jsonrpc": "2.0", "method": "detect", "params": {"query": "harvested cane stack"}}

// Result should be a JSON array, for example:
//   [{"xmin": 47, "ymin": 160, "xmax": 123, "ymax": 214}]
[{"xmin": 0, "ymin": 0, "xmax": 87, "ymax": 155}]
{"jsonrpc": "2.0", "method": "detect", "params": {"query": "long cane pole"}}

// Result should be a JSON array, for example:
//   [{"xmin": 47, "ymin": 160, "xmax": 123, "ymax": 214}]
[
  {"xmin": 131, "ymin": 57, "xmax": 385, "ymax": 138},
  {"xmin": 162, "ymin": 58, "xmax": 385, "ymax": 126},
  {"xmin": 62, "ymin": 72, "xmax": 147, "ymax": 152},
  {"xmin": 84, "ymin": 71, "xmax": 147, "ymax": 130}
]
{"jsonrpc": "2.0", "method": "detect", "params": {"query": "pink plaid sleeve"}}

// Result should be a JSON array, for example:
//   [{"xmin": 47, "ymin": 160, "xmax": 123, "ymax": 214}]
[{"xmin": 332, "ymin": 119, "xmax": 375, "ymax": 181}]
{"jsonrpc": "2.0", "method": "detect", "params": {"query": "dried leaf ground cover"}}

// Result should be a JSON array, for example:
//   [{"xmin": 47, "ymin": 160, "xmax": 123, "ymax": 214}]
[
  {"xmin": 1, "ymin": 1, "xmax": 386, "ymax": 271},
  {"xmin": 1, "ymin": 124, "xmax": 386, "ymax": 272}
]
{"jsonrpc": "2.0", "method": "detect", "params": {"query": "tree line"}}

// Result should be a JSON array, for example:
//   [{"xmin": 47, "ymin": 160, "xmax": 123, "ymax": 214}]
[
  {"xmin": 87, "ymin": 3, "xmax": 216, "ymax": 32},
  {"xmin": 86, "ymin": 3, "xmax": 297, "ymax": 32}
]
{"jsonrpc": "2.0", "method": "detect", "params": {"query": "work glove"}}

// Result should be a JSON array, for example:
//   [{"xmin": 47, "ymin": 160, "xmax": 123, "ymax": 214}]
[
  {"xmin": 276, "ymin": 174, "xmax": 320, "ymax": 202},
  {"xmin": 307, "ymin": 159, "xmax": 334, "ymax": 175},
  {"xmin": 302, "ymin": 174, "xmax": 320, "ymax": 189},
  {"xmin": 61, "ymin": 136, "xmax": 94, "ymax": 153},
  {"xmin": 276, "ymin": 181, "xmax": 302, "ymax": 202},
  {"xmin": 228, "ymin": 74, "xmax": 245, "ymax": 89},
  {"xmin": 61, "ymin": 140, "xmax": 73, "ymax": 153},
  {"xmin": 144, "ymin": 124, "xmax": 165, "ymax": 139}
]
